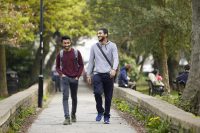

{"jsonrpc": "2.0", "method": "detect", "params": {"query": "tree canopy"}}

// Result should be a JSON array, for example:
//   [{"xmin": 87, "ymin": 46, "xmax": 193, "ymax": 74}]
[
  {"xmin": 0, "ymin": 0, "xmax": 95, "ymax": 96},
  {"xmin": 0, "ymin": 0, "xmax": 34, "ymax": 45},
  {"xmin": 87, "ymin": 0, "xmax": 192, "ymax": 91}
]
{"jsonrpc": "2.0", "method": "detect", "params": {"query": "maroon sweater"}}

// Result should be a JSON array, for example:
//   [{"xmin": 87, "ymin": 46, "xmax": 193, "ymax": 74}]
[{"xmin": 56, "ymin": 48, "xmax": 84, "ymax": 78}]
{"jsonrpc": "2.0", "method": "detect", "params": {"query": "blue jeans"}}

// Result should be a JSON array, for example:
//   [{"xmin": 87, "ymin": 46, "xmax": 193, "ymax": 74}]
[
  {"xmin": 61, "ymin": 76, "xmax": 78, "ymax": 118},
  {"xmin": 92, "ymin": 73, "xmax": 114, "ymax": 118}
]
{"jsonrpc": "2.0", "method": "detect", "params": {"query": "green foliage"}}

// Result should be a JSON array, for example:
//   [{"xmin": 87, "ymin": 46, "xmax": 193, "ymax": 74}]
[
  {"xmin": 147, "ymin": 116, "xmax": 161, "ymax": 129},
  {"xmin": 176, "ymin": 99, "xmax": 192, "ymax": 113},
  {"xmin": 136, "ymin": 85, "xmax": 149, "ymax": 95},
  {"xmin": 157, "ymin": 92, "xmax": 180, "ymax": 105},
  {"xmin": 130, "ymin": 106, "xmax": 145, "ymax": 121},
  {"xmin": 4, "ymin": 0, "xmax": 95, "ymax": 40},
  {"xmin": 136, "ymin": 81, "xmax": 195, "ymax": 116},
  {"xmin": 137, "ymin": 78, "xmax": 182, "ymax": 105},
  {"xmin": 1, "ymin": 0, "xmax": 96, "ymax": 89},
  {"xmin": 113, "ymin": 99, "xmax": 130, "ymax": 112},
  {"xmin": 0, "ymin": 97, "xmax": 5, "ymax": 100},
  {"xmin": 0, "ymin": 0, "xmax": 35, "ymax": 45},
  {"xmin": 41, "ymin": 0, "xmax": 95, "ymax": 39},
  {"xmin": 6, "ymin": 45, "xmax": 35, "ymax": 88},
  {"xmin": 147, "ymin": 116, "xmax": 169, "ymax": 133},
  {"xmin": 9, "ymin": 107, "xmax": 35, "ymax": 132},
  {"xmin": 113, "ymin": 98, "xmax": 169, "ymax": 132},
  {"xmin": 43, "ymin": 94, "xmax": 48, "ymax": 102},
  {"xmin": 87, "ymin": 0, "xmax": 192, "ymax": 69}
]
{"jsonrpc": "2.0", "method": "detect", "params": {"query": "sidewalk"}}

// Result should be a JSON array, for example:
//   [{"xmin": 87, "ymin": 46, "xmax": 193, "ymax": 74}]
[{"xmin": 28, "ymin": 80, "xmax": 137, "ymax": 133}]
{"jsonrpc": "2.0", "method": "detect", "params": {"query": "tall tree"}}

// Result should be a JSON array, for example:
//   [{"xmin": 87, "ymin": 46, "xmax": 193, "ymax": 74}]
[
  {"xmin": 29, "ymin": 0, "xmax": 95, "ymax": 82},
  {"xmin": 0, "ymin": 45, "xmax": 7, "ymax": 96},
  {"xmin": 0, "ymin": 1, "xmax": 34, "ymax": 96},
  {"xmin": 181, "ymin": 0, "xmax": 200, "ymax": 115},
  {"xmin": 1, "ymin": 0, "xmax": 95, "ymax": 92},
  {"xmin": 87, "ymin": 0, "xmax": 191, "ymax": 92}
]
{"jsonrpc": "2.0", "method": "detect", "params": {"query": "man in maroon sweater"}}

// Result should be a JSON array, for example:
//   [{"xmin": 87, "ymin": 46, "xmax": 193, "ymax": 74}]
[{"xmin": 56, "ymin": 35, "xmax": 84, "ymax": 125}]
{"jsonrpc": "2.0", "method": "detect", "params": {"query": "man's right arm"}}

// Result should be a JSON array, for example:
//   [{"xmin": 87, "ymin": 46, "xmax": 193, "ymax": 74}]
[
  {"xmin": 87, "ymin": 46, "xmax": 95, "ymax": 77},
  {"xmin": 86, "ymin": 46, "xmax": 95, "ymax": 84}
]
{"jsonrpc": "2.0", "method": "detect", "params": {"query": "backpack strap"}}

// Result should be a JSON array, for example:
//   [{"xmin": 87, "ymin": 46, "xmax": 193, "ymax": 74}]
[
  {"xmin": 74, "ymin": 48, "xmax": 78, "ymax": 60},
  {"xmin": 73, "ymin": 48, "xmax": 80, "ymax": 71},
  {"xmin": 60, "ymin": 49, "xmax": 64, "ymax": 71}
]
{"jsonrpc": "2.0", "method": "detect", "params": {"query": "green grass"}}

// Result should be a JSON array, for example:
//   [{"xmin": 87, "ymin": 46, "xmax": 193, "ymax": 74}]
[
  {"xmin": 137, "ymin": 85, "xmax": 149, "ymax": 95},
  {"xmin": 8, "ymin": 107, "xmax": 35, "ymax": 132},
  {"xmin": 136, "ymin": 85, "xmax": 180, "ymax": 107},
  {"xmin": 136, "ymin": 78, "xmax": 180, "ymax": 105},
  {"xmin": 137, "ymin": 84, "xmax": 178, "ymax": 98},
  {"xmin": 0, "ymin": 97, "xmax": 6, "ymax": 101}
]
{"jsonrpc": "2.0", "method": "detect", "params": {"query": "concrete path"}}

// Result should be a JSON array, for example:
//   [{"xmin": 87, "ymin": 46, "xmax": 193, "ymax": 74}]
[{"xmin": 28, "ymin": 80, "xmax": 137, "ymax": 133}]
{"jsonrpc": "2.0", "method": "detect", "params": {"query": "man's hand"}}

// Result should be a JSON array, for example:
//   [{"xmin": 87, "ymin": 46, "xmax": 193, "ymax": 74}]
[
  {"xmin": 87, "ymin": 76, "xmax": 92, "ymax": 85},
  {"xmin": 110, "ymin": 69, "xmax": 116, "ymax": 78},
  {"xmin": 59, "ymin": 73, "xmax": 63, "ymax": 77}
]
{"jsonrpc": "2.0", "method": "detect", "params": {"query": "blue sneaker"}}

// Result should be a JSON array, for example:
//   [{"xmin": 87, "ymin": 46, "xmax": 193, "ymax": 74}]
[
  {"xmin": 96, "ymin": 113, "xmax": 103, "ymax": 121},
  {"xmin": 104, "ymin": 117, "xmax": 110, "ymax": 124}
]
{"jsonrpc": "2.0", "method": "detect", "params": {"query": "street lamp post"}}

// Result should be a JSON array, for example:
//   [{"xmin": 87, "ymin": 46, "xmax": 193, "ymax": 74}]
[{"xmin": 38, "ymin": 0, "xmax": 44, "ymax": 108}]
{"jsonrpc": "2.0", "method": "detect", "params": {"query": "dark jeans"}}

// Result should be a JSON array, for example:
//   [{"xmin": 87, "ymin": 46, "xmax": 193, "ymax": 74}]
[
  {"xmin": 54, "ymin": 76, "xmax": 61, "ymax": 92},
  {"xmin": 93, "ymin": 73, "xmax": 114, "ymax": 118},
  {"xmin": 61, "ymin": 76, "xmax": 78, "ymax": 118},
  {"xmin": 118, "ymin": 80, "xmax": 128, "ymax": 88}
]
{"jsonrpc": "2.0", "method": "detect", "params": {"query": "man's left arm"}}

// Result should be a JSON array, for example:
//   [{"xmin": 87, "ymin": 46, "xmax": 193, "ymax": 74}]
[
  {"xmin": 112, "ymin": 44, "xmax": 119, "ymax": 70},
  {"xmin": 110, "ymin": 44, "xmax": 119, "ymax": 77}
]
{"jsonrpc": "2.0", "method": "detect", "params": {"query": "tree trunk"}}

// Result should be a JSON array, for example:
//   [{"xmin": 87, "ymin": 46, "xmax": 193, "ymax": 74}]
[
  {"xmin": 153, "ymin": 55, "xmax": 162, "ymax": 72},
  {"xmin": 182, "ymin": 0, "xmax": 200, "ymax": 115},
  {"xmin": 30, "ymin": 48, "xmax": 41, "ymax": 83},
  {"xmin": 0, "ymin": 45, "xmax": 8, "ymax": 97},
  {"xmin": 139, "ymin": 54, "xmax": 147, "ymax": 73},
  {"xmin": 45, "ymin": 43, "xmax": 61, "ymax": 73},
  {"xmin": 30, "ymin": 36, "xmax": 50, "ymax": 83},
  {"xmin": 45, "ymin": 48, "xmax": 56, "ymax": 73},
  {"xmin": 168, "ymin": 57, "xmax": 179, "ymax": 88},
  {"xmin": 160, "ymin": 31, "xmax": 170, "ymax": 92}
]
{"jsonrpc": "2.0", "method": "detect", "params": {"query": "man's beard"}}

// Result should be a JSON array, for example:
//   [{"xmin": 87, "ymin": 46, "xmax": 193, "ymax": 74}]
[
  {"xmin": 98, "ymin": 36, "xmax": 105, "ymax": 42},
  {"xmin": 63, "ymin": 46, "xmax": 70, "ymax": 50}
]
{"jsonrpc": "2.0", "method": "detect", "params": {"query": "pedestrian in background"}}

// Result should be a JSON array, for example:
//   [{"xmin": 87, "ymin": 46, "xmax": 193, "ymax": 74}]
[
  {"xmin": 118, "ymin": 64, "xmax": 131, "ymax": 88},
  {"xmin": 51, "ymin": 65, "xmax": 61, "ymax": 92},
  {"xmin": 175, "ymin": 64, "xmax": 190, "ymax": 95},
  {"xmin": 176, "ymin": 64, "xmax": 190, "ymax": 85},
  {"xmin": 148, "ymin": 69, "xmax": 164, "ymax": 87}
]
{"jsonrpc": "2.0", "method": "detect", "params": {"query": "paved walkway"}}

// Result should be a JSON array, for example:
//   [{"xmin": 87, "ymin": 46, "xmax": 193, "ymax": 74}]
[{"xmin": 28, "ymin": 80, "xmax": 137, "ymax": 133}]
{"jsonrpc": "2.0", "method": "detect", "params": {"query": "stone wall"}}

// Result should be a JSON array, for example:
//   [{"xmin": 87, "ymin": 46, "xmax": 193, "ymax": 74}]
[
  {"xmin": 0, "ymin": 79, "xmax": 54, "ymax": 133},
  {"xmin": 113, "ymin": 84, "xmax": 200, "ymax": 133}
]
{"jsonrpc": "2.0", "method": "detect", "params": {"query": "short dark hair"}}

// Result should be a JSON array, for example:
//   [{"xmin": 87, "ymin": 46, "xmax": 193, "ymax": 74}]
[
  {"xmin": 153, "ymin": 69, "xmax": 159, "ymax": 75},
  {"xmin": 184, "ymin": 64, "xmax": 190, "ymax": 71},
  {"xmin": 61, "ymin": 35, "xmax": 71, "ymax": 42},
  {"xmin": 98, "ymin": 28, "xmax": 108, "ymax": 36}
]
